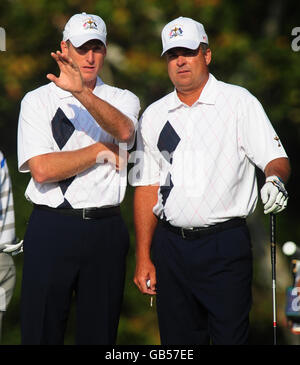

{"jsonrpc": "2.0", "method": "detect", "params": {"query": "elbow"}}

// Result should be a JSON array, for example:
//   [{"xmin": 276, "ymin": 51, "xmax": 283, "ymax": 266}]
[
  {"xmin": 119, "ymin": 123, "xmax": 135, "ymax": 143},
  {"xmin": 31, "ymin": 167, "xmax": 49, "ymax": 184},
  {"xmin": 119, "ymin": 133, "xmax": 133, "ymax": 144},
  {"xmin": 29, "ymin": 159, "xmax": 51, "ymax": 184}
]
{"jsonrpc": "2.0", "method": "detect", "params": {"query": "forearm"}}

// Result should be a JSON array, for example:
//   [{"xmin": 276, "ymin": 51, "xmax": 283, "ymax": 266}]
[
  {"xmin": 134, "ymin": 185, "xmax": 159, "ymax": 293},
  {"xmin": 134, "ymin": 185, "xmax": 159, "ymax": 261},
  {"xmin": 73, "ymin": 87, "xmax": 134, "ymax": 142},
  {"xmin": 264, "ymin": 157, "xmax": 291, "ymax": 183},
  {"xmin": 28, "ymin": 142, "xmax": 119, "ymax": 184}
]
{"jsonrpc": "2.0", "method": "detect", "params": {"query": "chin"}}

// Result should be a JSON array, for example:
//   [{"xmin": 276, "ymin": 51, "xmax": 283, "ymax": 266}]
[
  {"xmin": 82, "ymin": 74, "xmax": 98, "ymax": 83},
  {"xmin": 175, "ymin": 81, "xmax": 192, "ymax": 89}
]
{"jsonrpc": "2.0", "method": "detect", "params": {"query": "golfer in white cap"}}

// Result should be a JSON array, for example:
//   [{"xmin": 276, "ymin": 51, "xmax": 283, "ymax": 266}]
[
  {"xmin": 132, "ymin": 17, "xmax": 291, "ymax": 344},
  {"xmin": 18, "ymin": 12, "xmax": 140, "ymax": 345}
]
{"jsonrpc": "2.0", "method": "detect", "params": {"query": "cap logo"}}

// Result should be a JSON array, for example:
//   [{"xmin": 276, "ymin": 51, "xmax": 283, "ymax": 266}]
[
  {"xmin": 83, "ymin": 18, "xmax": 98, "ymax": 30},
  {"xmin": 169, "ymin": 26, "xmax": 183, "ymax": 39}
]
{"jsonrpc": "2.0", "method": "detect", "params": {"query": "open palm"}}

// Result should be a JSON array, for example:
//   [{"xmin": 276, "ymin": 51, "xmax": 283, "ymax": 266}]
[{"xmin": 47, "ymin": 51, "xmax": 84, "ymax": 93}]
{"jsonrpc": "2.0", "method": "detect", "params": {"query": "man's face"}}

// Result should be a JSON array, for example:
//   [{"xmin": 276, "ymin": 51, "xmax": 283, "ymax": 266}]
[
  {"xmin": 165, "ymin": 46, "xmax": 211, "ymax": 93},
  {"xmin": 61, "ymin": 39, "xmax": 106, "ymax": 86}
]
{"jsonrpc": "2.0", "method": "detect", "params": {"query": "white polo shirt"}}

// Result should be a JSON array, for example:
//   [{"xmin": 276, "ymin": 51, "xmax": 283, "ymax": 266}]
[
  {"xmin": 18, "ymin": 77, "xmax": 140, "ymax": 208},
  {"xmin": 132, "ymin": 74, "xmax": 288, "ymax": 227}
]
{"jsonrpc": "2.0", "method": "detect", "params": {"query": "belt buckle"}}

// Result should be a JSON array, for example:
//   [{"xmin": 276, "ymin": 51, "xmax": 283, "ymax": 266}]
[
  {"xmin": 83, "ymin": 208, "xmax": 91, "ymax": 220},
  {"xmin": 181, "ymin": 226, "xmax": 195, "ymax": 239},
  {"xmin": 181, "ymin": 227, "xmax": 186, "ymax": 239}
]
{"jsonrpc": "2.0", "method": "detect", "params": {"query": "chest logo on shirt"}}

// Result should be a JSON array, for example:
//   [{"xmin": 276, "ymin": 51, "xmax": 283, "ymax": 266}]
[{"xmin": 274, "ymin": 136, "xmax": 281, "ymax": 147}]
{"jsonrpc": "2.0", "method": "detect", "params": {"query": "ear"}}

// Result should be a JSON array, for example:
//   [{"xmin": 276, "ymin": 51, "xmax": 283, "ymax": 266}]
[
  {"xmin": 204, "ymin": 48, "xmax": 212, "ymax": 66},
  {"xmin": 60, "ymin": 41, "xmax": 68, "ymax": 55},
  {"xmin": 103, "ymin": 43, "xmax": 107, "ymax": 57}
]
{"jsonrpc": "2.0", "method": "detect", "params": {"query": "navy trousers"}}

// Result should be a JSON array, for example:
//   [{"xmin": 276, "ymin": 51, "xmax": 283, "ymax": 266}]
[
  {"xmin": 21, "ymin": 207, "xmax": 129, "ymax": 345},
  {"xmin": 152, "ymin": 223, "xmax": 253, "ymax": 345}
]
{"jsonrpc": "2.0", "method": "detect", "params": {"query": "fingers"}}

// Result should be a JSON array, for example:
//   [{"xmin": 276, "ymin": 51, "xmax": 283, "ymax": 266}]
[
  {"xmin": 47, "ymin": 51, "xmax": 71, "ymax": 84},
  {"xmin": 264, "ymin": 193, "xmax": 288, "ymax": 214},
  {"xmin": 3, "ymin": 240, "xmax": 24, "ymax": 255},
  {"xmin": 264, "ymin": 191, "xmax": 282, "ymax": 214},
  {"xmin": 46, "ymin": 73, "xmax": 57, "ymax": 83},
  {"xmin": 47, "ymin": 50, "xmax": 83, "ymax": 92},
  {"xmin": 50, "ymin": 51, "xmax": 77, "ymax": 73},
  {"xmin": 50, "ymin": 50, "xmax": 71, "ymax": 65},
  {"xmin": 272, "ymin": 196, "xmax": 288, "ymax": 214},
  {"xmin": 276, "ymin": 197, "xmax": 288, "ymax": 213},
  {"xmin": 134, "ymin": 272, "xmax": 157, "ymax": 295},
  {"xmin": 134, "ymin": 276, "xmax": 156, "ymax": 294}
]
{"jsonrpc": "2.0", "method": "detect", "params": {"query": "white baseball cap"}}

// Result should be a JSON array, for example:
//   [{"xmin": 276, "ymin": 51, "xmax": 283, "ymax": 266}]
[
  {"xmin": 63, "ymin": 12, "xmax": 107, "ymax": 48},
  {"xmin": 161, "ymin": 17, "xmax": 208, "ymax": 56}
]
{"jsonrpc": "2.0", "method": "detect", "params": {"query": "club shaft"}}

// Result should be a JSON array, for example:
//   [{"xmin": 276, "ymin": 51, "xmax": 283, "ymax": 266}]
[
  {"xmin": 272, "ymin": 279, "xmax": 277, "ymax": 344},
  {"xmin": 270, "ymin": 213, "xmax": 277, "ymax": 345}
]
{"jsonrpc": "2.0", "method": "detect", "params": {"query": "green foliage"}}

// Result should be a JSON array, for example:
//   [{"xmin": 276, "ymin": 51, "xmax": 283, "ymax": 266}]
[{"xmin": 1, "ymin": 0, "xmax": 300, "ymax": 345}]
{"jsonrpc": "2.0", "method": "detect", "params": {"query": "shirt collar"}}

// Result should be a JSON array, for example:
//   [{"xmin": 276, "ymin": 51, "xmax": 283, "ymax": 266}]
[
  {"xmin": 168, "ymin": 73, "xmax": 217, "ymax": 111},
  {"xmin": 51, "ymin": 76, "xmax": 105, "ymax": 99}
]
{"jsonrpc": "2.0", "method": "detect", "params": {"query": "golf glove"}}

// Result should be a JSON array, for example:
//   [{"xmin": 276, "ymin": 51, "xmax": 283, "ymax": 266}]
[
  {"xmin": 0, "ymin": 240, "xmax": 23, "ymax": 256},
  {"xmin": 260, "ymin": 175, "xmax": 288, "ymax": 214}
]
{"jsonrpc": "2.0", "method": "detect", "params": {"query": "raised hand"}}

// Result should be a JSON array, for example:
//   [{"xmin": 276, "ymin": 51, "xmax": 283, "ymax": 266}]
[{"xmin": 46, "ymin": 51, "xmax": 84, "ymax": 94}]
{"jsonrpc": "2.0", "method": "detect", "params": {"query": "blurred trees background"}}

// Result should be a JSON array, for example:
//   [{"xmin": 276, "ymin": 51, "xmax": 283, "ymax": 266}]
[{"xmin": 1, "ymin": 0, "xmax": 300, "ymax": 345}]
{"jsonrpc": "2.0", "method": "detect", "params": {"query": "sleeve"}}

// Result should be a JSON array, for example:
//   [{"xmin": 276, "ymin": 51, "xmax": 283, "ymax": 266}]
[
  {"xmin": 0, "ymin": 153, "xmax": 16, "ymax": 247},
  {"xmin": 239, "ymin": 94, "xmax": 288, "ymax": 172},
  {"xmin": 17, "ymin": 93, "xmax": 54, "ymax": 172},
  {"xmin": 111, "ymin": 89, "xmax": 141, "ymax": 150},
  {"xmin": 129, "ymin": 112, "xmax": 160, "ymax": 187}
]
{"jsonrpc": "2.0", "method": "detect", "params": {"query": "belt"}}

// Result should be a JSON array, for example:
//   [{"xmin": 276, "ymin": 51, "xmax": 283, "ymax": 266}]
[
  {"xmin": 33, "ymin": 204, "xmax": 121, "ymax": 220},
  {"xmin": 159, "ymin": 218, "xmax": 246, "ymax": 240}
]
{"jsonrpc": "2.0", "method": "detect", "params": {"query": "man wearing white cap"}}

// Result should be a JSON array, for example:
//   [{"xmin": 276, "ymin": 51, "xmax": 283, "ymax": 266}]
[
  {"xmin": 18, "ymin": 12, "xmax": 140, "ymax": 344},
  {"xmin": 132, "ymin": 17, "xmax": 291, "ymax": 344}
]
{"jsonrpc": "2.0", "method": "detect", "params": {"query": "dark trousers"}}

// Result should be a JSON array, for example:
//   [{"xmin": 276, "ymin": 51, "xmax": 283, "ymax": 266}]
[
  {"xmin": 152, "ymin": 223, "xmax": 253, "ymax": 345},
  {"xmin": 21, "ymin": 207, "xmax": 129, "ymax": 345}
]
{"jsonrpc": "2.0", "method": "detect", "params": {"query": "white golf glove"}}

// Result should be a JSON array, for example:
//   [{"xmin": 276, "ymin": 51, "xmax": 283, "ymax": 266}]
[
  {"xmin": 260, "ymin": 175, "xmax": 288, "ymax": 214},
  {"xmin": 0, "ymin": 240, "xmax": 23, "ymax": 256}
]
